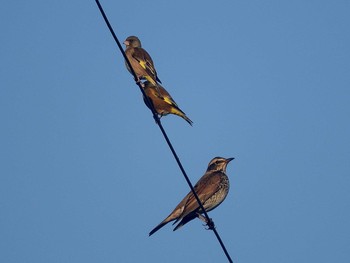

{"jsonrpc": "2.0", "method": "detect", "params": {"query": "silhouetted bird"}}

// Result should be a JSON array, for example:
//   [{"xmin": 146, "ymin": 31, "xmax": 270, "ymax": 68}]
[{"xmin": 149, "ymin": 157, "xmax": 234, "ymax": 236}]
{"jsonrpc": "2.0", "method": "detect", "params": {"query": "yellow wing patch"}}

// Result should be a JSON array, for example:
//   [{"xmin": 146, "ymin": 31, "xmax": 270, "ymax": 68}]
[
  {"xmin": 144, "ymin": 76, "xmax": 156, "ymax": 85},
  {"xmin": 139, "ymin": 60, "xmax": 147, "ymax": 70}
]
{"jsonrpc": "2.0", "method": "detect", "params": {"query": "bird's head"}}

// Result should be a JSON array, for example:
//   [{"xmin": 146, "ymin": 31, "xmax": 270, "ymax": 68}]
[
  {"xmin": 207, "ymin": 157, "xmax": 234, "ymax": 172},
  {"xmin": 123, "ymin": 36, "xmax": 141, "ymax": 48}
]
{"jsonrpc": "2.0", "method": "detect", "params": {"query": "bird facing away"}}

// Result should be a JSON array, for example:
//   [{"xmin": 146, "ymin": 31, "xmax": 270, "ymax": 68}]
[
  {"xmin": 149, "ymin": 157, "xmax": 234, "ymax": 236},
  {"xmin": 123, "ymin": 36, "xmax": 161, "ymax": 85},
  {"xmin": 143, "ymin": 81, "xmax": 193, "ymax": 126}
]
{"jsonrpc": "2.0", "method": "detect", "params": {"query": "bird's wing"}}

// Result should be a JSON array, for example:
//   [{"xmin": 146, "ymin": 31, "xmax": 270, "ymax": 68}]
[
  {"xmin": 132, "ymin": 48, "xmax": 157, "ymax": 77},
  {"xmin": 160, "ymin": 94, "xmax": 178, "ymax": 108},
  {"xmin": 151, "ymin": 86, "xmax": 179, "ymax": 108},
  {"xmin": 179, "ymin": 172, "xmax": 222, "ymax": 219}
]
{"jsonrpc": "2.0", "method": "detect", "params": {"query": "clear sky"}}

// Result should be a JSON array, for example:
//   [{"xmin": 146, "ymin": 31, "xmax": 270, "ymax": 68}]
[{"xmin": 1, "ymin": 1, "xmax": 349, "ymax": 262}]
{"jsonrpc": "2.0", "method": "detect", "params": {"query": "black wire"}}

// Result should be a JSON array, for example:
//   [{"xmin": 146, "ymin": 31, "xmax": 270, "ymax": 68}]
[{"xmin": 94, "ymin": 1, "xmax": 233, "ymax": 262}]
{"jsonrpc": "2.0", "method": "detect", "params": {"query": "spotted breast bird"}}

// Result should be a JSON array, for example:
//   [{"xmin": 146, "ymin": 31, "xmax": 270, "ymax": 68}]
[
  {"xmin": 143, "ymin": 81, "xmax": 193, "ymax": 126},
  {"xmin": 123, "ymin": 36, "xmax": 161, "ymax": 85},
  {"xmin": 149, "ymin": 157, "xmax": 234, "ymax": 236}
]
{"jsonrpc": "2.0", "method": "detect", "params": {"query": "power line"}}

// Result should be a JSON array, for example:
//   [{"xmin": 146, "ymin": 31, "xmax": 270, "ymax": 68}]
[{"xmin": 94, "ymin": 1, "xmax": 233, "ymax": 262}]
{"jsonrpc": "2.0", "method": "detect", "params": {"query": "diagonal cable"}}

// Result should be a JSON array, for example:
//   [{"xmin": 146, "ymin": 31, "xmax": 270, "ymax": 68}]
[{"xmin": 94, "ymin": 1, "xmax": 233, "ymax": 262}]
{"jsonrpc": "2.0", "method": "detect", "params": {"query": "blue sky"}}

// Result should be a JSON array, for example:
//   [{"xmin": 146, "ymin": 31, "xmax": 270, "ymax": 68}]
[{"xmin": 1, "ymin": 1, "xmax": 349, "ymax": 262}]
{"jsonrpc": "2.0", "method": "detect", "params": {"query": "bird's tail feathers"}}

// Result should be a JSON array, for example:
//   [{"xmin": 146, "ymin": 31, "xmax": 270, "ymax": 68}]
[
  {"xmin": 170, "ymin": 107, "xmax": 193, "ymax": 126},
  {"xmin": 149, "ymin": 210, "xmax": 181, "ymax": 236},
  {"xmin": 149, "ymin": 220, "xmax": 169, "ymax": 236},
  {"xmin": 172, "ymin": 214, "xmax": 197, "ymax": 232},
  {"xmin": 182, "ymin": 115, "xmax": 193, "ymax": 126}
]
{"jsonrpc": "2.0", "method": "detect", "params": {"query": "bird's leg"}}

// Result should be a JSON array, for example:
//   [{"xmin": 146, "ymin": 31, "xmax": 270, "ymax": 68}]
[
  {"xmin": 136, "ymin": 78, "xmax": 145, "ymax": 88},
  {"xmin": 197, "ymin": 213, "xmax": 215, "ymax": 230},
  {"xmin": 153, "ymin": 114, "xmax": 161, "ymax": 125},
  {"xmin": 197, "ymin": 213, "xmax": 207, "ymax": 223},
  {"xmin": 206, "ymin": 218, "xmax": 215, "ymax": 230}
]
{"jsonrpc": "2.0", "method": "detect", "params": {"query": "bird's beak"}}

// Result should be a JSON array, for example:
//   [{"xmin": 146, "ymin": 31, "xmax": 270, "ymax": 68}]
[
  {"xmin": 226, "ymin": 157, "xmax": 235, "ymax": 163},
  {"xmin": 123, "ymin": 40, "xmax": 129, "ymax": 46}
]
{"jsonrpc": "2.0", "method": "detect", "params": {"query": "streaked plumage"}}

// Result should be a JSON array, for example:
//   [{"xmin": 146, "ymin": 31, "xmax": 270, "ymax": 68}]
[
  {"xmin": 143, "ymin": 81, "xmax": 193, "ymax": 126},
  {"xmin": 123, "ymin": 36, "xmax": 161, "ymax": 85},
  {"xmin": 149, "ymin": 157, "xmax": 234, "ymax": 236}
]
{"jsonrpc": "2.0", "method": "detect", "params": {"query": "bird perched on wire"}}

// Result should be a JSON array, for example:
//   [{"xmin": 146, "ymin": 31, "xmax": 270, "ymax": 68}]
[
  {"xmin": 143, "ymin": 81, "xmax": 193, "ymax": 126},
  {"xmin": 149, "ymin": 157, "xmax": 234, "ymax": 236},
  {"xmin": 123, "ymin": 36, "xmax": 161, "ymax": 86}
]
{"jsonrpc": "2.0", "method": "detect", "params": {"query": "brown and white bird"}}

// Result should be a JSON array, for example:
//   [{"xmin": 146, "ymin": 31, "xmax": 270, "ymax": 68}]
[
  {"xmin": 143, "ymin": 81, "xmax": 193, "ymax": 126},
  {"xmin": 123, "ymin": 36, "xmax": 161, "ymax": 85},
  {"xmin": 149, "ymin": 157, "xmax": 234, "ymax": 236}
]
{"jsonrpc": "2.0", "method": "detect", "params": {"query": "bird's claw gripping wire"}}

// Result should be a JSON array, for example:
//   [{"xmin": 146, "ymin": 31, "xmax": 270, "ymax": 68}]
[
  {"xmin": 136, "ymin": 78, "xmax": 145, "ymax": 88},
  {"xmin": 198, "ymin": 213, "xmax": 215, "ymax": 230},
  {"xmin": 153, "ymin": 114, "xmax": 161, "ymax": 125},
  {"xmin": 205, "ymin": 218, "xmax": 215, "ymax": 230}
]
